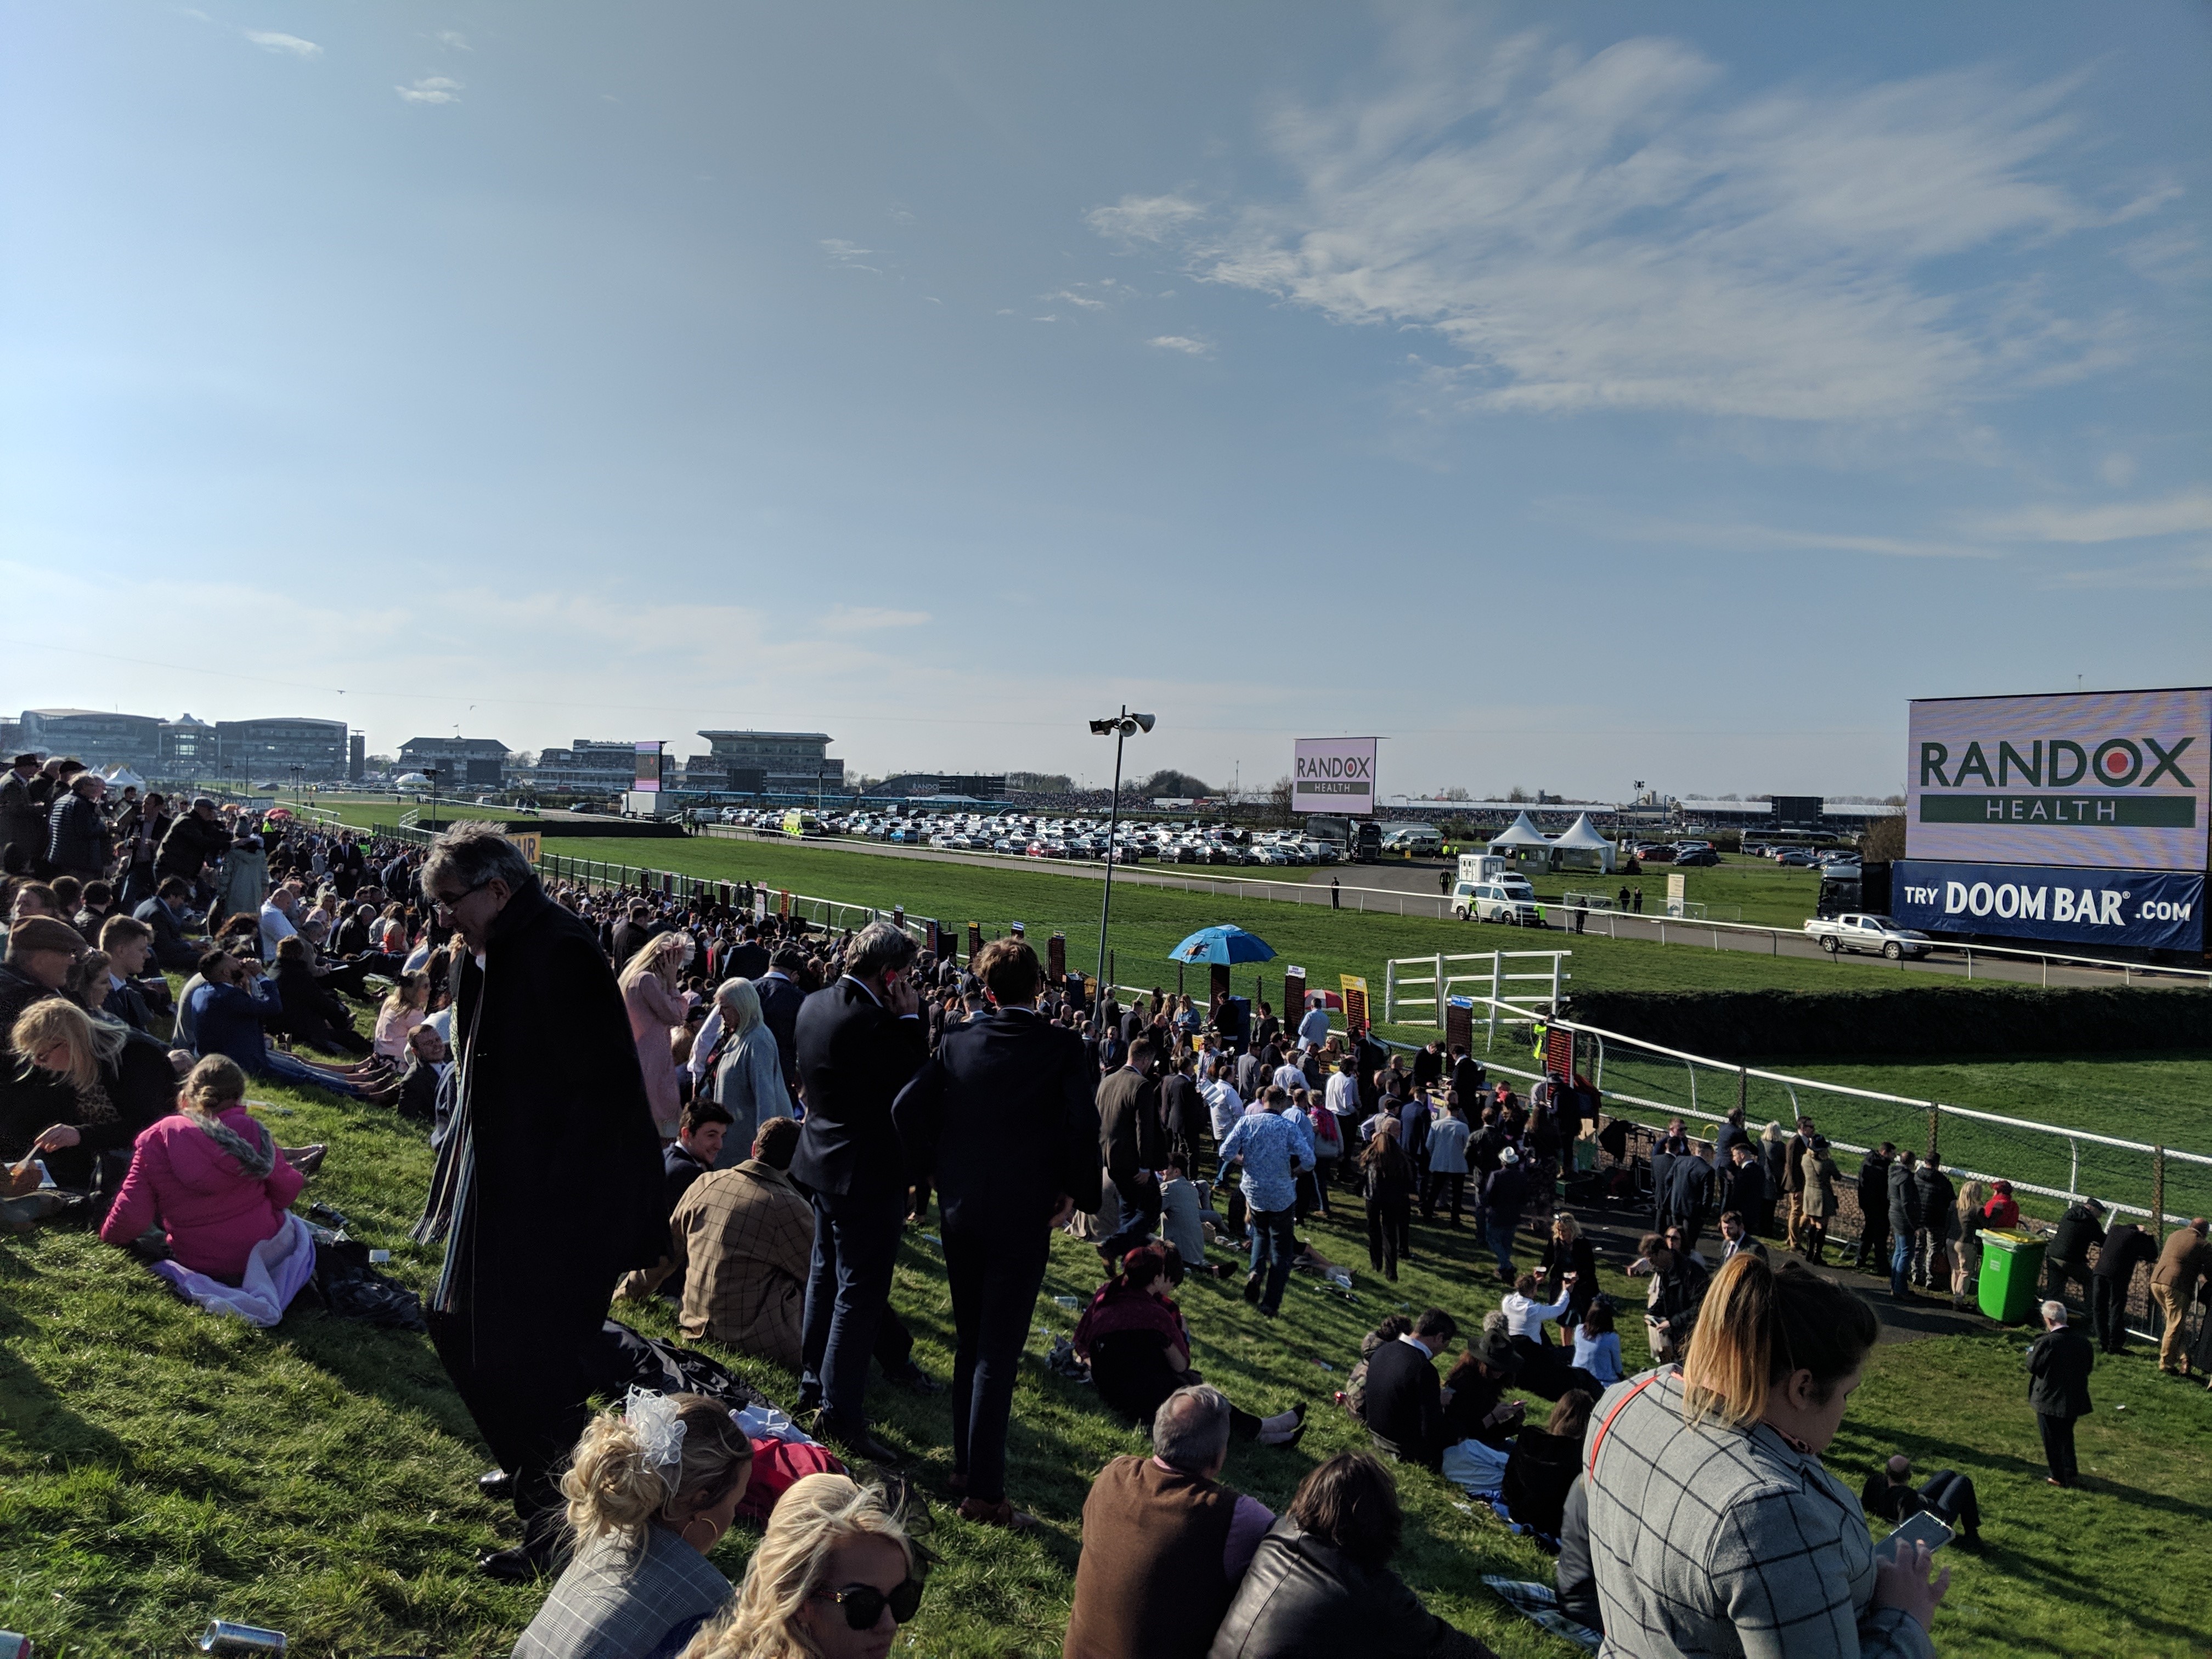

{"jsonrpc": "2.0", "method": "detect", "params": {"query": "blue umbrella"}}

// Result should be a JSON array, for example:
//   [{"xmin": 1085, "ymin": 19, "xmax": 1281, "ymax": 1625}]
[{"xmin": 1170, "ymin": 924, "xmax": 1278, "ymax": 966}]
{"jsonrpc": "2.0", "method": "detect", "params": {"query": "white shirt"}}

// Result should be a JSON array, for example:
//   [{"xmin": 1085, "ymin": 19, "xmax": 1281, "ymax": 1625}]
[
  {"xmin": 258, "ymin": 900, "xmax": 297, "ymax": 962},
  {"xmin": 1297, "ymin": 1007, "xmax": 1332, "ymax": 1048},
  {"xmin": 1201, "ymin": 1077, "xmax": 1240, "ymax": 1142},
  {"xmin": 1500, "ymin": 1289, "xmax": 1573, "ymax": 1339},
  {"xmin": 1324, "ymin": 1072, "xmax": 1362, "ymax": 1118},
  {"xmin": 1272, "ymin": 1062, "xmax": 1307, "ymax": 1095}
]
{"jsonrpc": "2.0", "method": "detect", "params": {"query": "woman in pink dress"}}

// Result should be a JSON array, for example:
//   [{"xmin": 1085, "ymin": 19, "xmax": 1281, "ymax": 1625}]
[{"xmin": 620, "ymin": 930, "xmax": 695, "ymax": 1139}]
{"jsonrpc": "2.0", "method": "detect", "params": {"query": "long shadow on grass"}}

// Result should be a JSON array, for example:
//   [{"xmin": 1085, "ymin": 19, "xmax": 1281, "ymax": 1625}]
[{"xmin": 0, "ymin": 1291, "xmax": 131, "ymax": 1471}]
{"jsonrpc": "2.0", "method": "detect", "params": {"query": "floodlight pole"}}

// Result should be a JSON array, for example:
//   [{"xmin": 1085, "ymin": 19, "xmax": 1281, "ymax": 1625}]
[{"xmin": 1091, "ymin": 706, "xmax": 1150, "ymax": 1024}]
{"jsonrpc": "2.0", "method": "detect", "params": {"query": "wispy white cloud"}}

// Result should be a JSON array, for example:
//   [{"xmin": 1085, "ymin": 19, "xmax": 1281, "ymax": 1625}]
[
  {"xmin": 2041, "ymin": 546, "xmax": 2212, "ymax": 589},
  {"xmin": 1048, "ymin": 289, "xmax": 1108, "ymax": 311},
  {"xmin": 888, "ymin": 206, "xmax": 915, "ymax": 225},
  {"xmin": 1095, "ymin": 27, "xmax": 2163, "ymax": 423},
  {"xmin": 821, "ymin": 239, "xmax": 883, "ymax": 274},
  {"xmin": 245, "ymin": 29, "xmax": 320, "ymax": 57},
  {"xmin": 1086, "ymin": 193, "xmax": 1205, "ymax": 245},
  {"xmin": 1621, "ymin": 516, "xmax": 1996, "ymax": 561},
  {"xmin": 396, "ymin": 75, "xmax": 463, "ymax": 104},
  {"xmin": 1148, "ymin": 335, "xmax": 1214, "ymax": 358},
  {"xmin": 434, "ymin": 30, "xmax": 471, "ymax": 49},
  {"xmin": 1973, "ymin": 488, "xmax": 2212, "ymax": 544},
  {"xmin": 821, "ymin": 605, "xmax": 930, "ymax": 632}
]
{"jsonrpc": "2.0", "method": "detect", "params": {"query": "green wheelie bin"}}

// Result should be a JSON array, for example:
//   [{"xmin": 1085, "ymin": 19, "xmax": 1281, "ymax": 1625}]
[{"xmin": 1978, "ymin": 1228, "xmax": 2047, "ymax": 1323}]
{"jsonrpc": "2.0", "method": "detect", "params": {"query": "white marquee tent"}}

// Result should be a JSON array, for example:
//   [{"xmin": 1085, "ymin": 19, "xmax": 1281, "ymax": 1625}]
[
  {"xmin": 1487, "ymin": 811, "xmax": 1553, "ymax": 866},
  {"xmin": 1551, "ymin": 812, "xmax": 1616, "ymax": 873}
]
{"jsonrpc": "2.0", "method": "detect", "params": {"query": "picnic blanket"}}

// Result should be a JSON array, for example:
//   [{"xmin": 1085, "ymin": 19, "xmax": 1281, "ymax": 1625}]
[{"xmin": 149, "ymin": 1211, "xmax": 317, "ymax": 1327}]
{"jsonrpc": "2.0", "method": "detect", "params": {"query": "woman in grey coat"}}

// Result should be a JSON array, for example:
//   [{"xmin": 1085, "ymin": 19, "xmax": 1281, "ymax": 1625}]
[
  {"xmin": 707, "ymin": 977, "xmax": 793, "ymax": 1165},
  {"xmin": 213, "ymin": 834, "xmax": 269, "ymax": 928}
]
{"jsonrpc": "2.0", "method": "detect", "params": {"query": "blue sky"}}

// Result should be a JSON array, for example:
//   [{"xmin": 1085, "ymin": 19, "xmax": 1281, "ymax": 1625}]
[{"xmin": 3, "ymin": 3, "xmax": 2207, "ymax": 799}]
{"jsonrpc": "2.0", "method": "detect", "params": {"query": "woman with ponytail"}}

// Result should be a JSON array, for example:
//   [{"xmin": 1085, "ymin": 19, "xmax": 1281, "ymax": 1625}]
[
  {"xmin": 514, "ymin": 1391, "xmax": 754, "ymax": 1659},
  {"xmin": 1582, "ymin": 1252, "xmax": 1948, "ymax": 1658},
  {"xmin": 96, "ymin": 1054, "xmax": 304, "ymax": 1282}
]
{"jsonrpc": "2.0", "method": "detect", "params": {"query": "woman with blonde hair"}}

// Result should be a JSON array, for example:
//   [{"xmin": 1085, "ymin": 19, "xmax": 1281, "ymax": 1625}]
[
  {"xmin": 1539, "ymin": 1209, "xmax": 1600, "ymax": 1329},
  {"xmin": 701, "ymin": 977, "xmax": 791, "ymax": 1159},
  {"xmin": 1583, "ymin": 1253, "xmax": 1946, "ymax": 1656},
  {"xmin": 11, "ymin": 996, "xmax": 174, "ymax": 1193},
  {"xmin": 682, "ymin": 1472, "xmax": 924, "ymax": 1659},
  {"xmin": 373, "ymin": 971, "xmax": 431, "ymax": 1062},
  {"xmin": 1952, "ymin": 1179, "xmax": 1988, "ymax": 1312},
  {"xmin": 620, "ymin": 932, "xmax": 696, "ymax": 1139},
  {"xmin": 96, "ymin": 1054, "xmax": 304, "ymax": 1282},
  {"xmin": 512, "ymin": 1391, "xmax": 754, "ymax": 1659}
]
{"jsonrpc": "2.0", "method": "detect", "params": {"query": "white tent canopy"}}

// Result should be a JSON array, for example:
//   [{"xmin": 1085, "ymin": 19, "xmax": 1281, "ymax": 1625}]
[
  {"xmin": 1551, "ymin": 811, "xmax": 1616, "ymax": 872},
  {"xmin": 1487, "ymin": 812, "xmax": 1551, "ymax": 848}
]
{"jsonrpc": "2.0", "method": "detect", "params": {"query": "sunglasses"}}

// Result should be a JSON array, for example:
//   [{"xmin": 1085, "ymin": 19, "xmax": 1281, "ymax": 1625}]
[{"xmin": 815, "ymin": 1578, "xmax": 924, "ymax": 1631}]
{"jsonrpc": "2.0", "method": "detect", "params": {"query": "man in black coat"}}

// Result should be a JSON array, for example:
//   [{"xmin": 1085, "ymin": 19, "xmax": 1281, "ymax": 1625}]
[
  {"xmin": 1886, "ymin": 1149, "xmax": 1921, "ymax": 1297},
  {"xmin": 721, "ymin": 927, "xmax": 770, "ymax": 981},
  {"xmin": 2089, "ymin": 1220, "xmax": 2158, "ymax": 1353},
  {"xmin": 1096, "ymin": 1035, "xmax": 1165, "ymax": 1248},
  {"xmin": 410, "ymin": 824, "xmax": 665, "ymax": 1580},
  {"xmin": 1448, "ymin": 1045, "xmax": 1485, "ymax": 1109},
  {"xmin": 1159, "ymin": 1054, "xmax": 1205, "ymax": 1173},
  {"xmin": 1359, "ymin": 1307, "xmax": 1459, "ymax": 1468},
  {"xmin": 153, "ymin": 798, "xmax": 232, "ymax": 899},
  {"xmin": 1718, "ymin": 1142, "xmax": 1767, "ymax": 1234},
  {"xmin": 2026, "ymin": 1301, "xmax": 2095, "ymax": 1486},
  {"xmin": 1854, "ymin": 1143, "xmax": 1895, "ymax": 1273},
  {"xmin": 894, "ymin": 937, "xmax": 1099, "ymax": 1527},
  {"xmin": 607, "ymin": 900, "xmax": 656, "ymax": 970},
  {"xmin": 2044, "ymin": 1198, "xmax": 2107, "ymax": 1304},
  {"xmin": 790, "ymin": 921, "xmax": 929, "ymax": 1458},
  {"xmin": 1665, "ymin": 1148, "xmax": 1716, "ymax": 1255},
  {"xmin": 753, "ymin": 946, "xmax": 809, "ymax": 1097}
]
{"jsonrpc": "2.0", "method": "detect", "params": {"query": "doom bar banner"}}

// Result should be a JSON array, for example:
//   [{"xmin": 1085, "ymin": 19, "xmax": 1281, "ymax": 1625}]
[{"xmin": 1893, "ymin": 859, "xmax": 2204, "ymax": 952}]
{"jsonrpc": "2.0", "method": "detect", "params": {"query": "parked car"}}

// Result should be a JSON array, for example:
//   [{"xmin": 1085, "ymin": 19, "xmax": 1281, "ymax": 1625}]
[
  {"xmin": 1803, "ymin": 912, "xmax": 1933, "ymax": 960},
  {"xmin": 1674, "ymin": 847, "xmax": 1722, "ymax": 867}
]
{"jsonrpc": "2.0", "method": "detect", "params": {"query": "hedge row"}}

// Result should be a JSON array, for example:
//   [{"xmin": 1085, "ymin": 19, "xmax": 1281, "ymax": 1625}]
[{"xmin": 1563, "ymin": 985, "xmax": 2212, "ymax": 1061}]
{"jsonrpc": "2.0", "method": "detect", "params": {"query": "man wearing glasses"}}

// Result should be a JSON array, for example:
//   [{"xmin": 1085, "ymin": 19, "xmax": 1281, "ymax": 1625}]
[{"xmin": 411, "ymin": 821, "xmax": 665, "ymax": 1581}]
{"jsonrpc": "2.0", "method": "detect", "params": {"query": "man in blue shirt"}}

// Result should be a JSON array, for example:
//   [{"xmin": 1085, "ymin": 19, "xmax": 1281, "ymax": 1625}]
[
  {"xmin": 1217, "ymin": 1086, "xmax": 1314, "ymax": 1317},
  {"xmin": 187, "ymin": 947, "xmax": 386, "ymax": 1101}
]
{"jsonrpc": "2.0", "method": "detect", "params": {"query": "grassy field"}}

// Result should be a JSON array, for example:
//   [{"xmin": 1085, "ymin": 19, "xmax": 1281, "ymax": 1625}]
[
  {"xmin": 5, "ymin": 1074, "xmax": 2209, "ymax": 1657},
  {"xmin": 1592, "ymin": 1049, "xmax": 2212, "ymax": 1224},
  {"xmin": 482, "ymin": 828, "xmax": 1915, "ymax": 1005},
  {"xmin": 1510, "ymin": 852, "xmax": 1826, "ymax": 929}
]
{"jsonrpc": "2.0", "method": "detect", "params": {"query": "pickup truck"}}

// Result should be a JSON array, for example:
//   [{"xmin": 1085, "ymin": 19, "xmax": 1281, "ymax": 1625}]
[{"xmin": 1803, "ymin": 912, "xmax": 1934, "ymax": 961}]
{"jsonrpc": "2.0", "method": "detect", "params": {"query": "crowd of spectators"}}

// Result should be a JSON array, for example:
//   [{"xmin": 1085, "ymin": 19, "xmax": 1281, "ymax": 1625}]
[{"xmin": 6, "ymin": 775, "xmax": 2210, "ymax": 1657}]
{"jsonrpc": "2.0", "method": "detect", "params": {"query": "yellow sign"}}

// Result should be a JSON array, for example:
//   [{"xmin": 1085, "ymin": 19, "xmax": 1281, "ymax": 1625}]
[{"xmin": 510, "ymin": 830, "xmax": 543, "ymax": 865}]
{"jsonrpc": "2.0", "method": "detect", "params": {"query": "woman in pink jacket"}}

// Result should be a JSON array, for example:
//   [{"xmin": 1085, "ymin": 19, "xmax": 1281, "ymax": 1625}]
[
  {"xmin": 620, "ymin": 930, "xmax": 695, "ymax": 1140},
  {"xmin": 100, "ymin": 1054, "xmax": 305, "ymax": 1284}
]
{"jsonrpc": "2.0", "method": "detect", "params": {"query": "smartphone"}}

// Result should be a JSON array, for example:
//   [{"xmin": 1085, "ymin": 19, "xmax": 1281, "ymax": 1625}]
[{"xmin": 1876, "ymin": 1509, "xmax": 1954, "ymax": 1561}]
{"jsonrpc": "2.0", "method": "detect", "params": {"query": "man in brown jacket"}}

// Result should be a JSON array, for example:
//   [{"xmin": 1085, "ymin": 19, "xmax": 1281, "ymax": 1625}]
[
  {"xmin": 2149, "ymin": 1217, "xmax": 2211, "ymax": 1378},
  {"xmin": 654, "ymin": 1116, "xmax": 816, "ymax": 1368},
  {"xmin": 1064, "ymin": 1385, "xmax": 1274, "ymax": 1659}
]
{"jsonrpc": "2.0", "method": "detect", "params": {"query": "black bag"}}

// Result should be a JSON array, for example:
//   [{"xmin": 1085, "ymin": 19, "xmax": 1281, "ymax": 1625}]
[{"xmin": 592, "ymin": 1318, "xmax": 775, "ymax": 1414}]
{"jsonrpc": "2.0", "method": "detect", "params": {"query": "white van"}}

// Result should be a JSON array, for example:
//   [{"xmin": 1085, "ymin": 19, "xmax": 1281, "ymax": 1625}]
[{"xmin": 1452, "ymin": 872, "xmax": 1544, "ymax": 926}]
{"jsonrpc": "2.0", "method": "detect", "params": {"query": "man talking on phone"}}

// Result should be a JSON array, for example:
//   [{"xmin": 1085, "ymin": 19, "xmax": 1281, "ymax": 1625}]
[{"xmin": 791, "ymin": 919, "xmax": 929, "ymax": 1462}]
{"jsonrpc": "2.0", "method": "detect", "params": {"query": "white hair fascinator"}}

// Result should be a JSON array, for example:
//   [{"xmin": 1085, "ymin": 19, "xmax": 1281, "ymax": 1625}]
[{"xmin": 624, "ymin": 1387, "xmax": 687, "ymax": 1493}]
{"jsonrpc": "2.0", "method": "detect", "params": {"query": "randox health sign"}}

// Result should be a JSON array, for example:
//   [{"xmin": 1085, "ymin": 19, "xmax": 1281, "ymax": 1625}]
[{"xmin": 1906, "ymin": 687, "xmax": 2211, "ymax": 874}]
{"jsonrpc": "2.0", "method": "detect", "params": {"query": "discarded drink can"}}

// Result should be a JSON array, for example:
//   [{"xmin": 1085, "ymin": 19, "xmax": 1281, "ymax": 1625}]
[
  {"xmin": 0, "ymin": 1631, "xmax": 36, "ymax": 1659},
  {"xmin": 1053, "ymin": 1295, "xmax": 1079, "ymax": 1310},
  {"xmin": 199, "ymin": 1622, "xmax": 287, "ymax": 1654},
  {"xmin": 368, "ymin": 1249, "xmax": 391, "ymax": 1264}
]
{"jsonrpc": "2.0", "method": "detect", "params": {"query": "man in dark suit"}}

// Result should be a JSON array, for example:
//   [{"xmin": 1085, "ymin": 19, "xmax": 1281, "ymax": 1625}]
[
  {"xmin": 753, "ymin": 946, "xmax": 809, "ymax": 1098},
  {"xmin": 1448, "ymin": 1044, "xmax": 1485, "ymax": 1108},
  {"xmin": 1854, "ymin": 1143, "xmax": 1895, "ymax": 1273},
  {"xmin": 1159, "ymin": 1054, "xmax": 1205, "ymax": 1173},
  {"xmin": 1666, "ymin": 1147, "xmax": 1715, "ymax": 1255},
  {"xmin": 607, "ymin": 901, "xmax": 656, "ymax": 970},
  {"xmin": 1096, "ymin": 1035, "xmax": 1165, "ymax": 1251},
  {"xmin": 721, "ymin": 927, "xmax": 770, "ymax": 981},
  {"xmin": 1359, "ymin": 1306, "xmax": 1459, "ymax": 1468},
  {"xmin": 894, "ymin": 936, "xmax": 1099, "ymax": 1528},
  {"xmin": 790, "ymin": 921, "xmax": 929, "ymax": 1460},
  {"xmin": 2027, "ymin": 1300, "xmax": 2095, "ymax": 1487},
  {"xmin": 132, "ymin": 877, "xmax": 204, "ymax": 971}
]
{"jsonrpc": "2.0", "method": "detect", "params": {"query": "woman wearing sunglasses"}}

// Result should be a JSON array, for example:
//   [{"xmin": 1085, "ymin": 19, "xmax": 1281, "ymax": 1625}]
[{"xmin": 684, "ymin": 1474, "xmax": 924, "ymax": 1659}]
